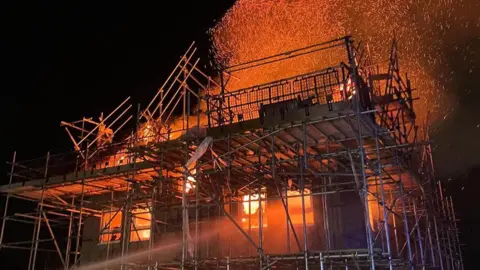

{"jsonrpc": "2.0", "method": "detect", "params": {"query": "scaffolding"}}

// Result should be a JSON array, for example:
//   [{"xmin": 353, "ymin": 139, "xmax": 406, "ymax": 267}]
[{"xmin": 0, "ymin": 36, "xmax": 463, "ymax": 270}]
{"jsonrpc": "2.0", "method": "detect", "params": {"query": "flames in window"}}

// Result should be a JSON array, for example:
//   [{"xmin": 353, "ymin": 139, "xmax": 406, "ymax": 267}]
[
  {"xmin": 285, "ymin": 189, "xmax": 314, "ymax": 225},
  {"xmin": 241, "ymin": 193, "xmax": 267, "ymax": 229},
  {"xmin": 99, "ymin": 211, "xmax": 122, "ymax": 243},
  {"xmin": 130, "ymin": 207, "xmax": 152, "ymax": 242},
  {"xmin": 99, "ymin": 205, "xmax": 152, "ymax": 244},
  {"xmin": 242, "ymin": 194, "xmax": 264, "ymax": 215},
  {"xmin": 240, "ymin": 189, "xmax": 314, "ymax": 230}
]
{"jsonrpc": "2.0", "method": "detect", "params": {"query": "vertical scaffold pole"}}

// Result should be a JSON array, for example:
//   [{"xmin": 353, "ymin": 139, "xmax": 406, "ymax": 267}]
[
  {"xmin": 444, "ymin": 196, "xmax": 458, "ymax": 269},
  {"xmin": 65, "ymin": 197, "xmax": 75, "ymax": 269},
  {"xmin": 426, "ymin": 213, "xmax": 436, "ymax": 267},
  {"xmin": 344, "ymin": 36, "xmax": 375, "ymax": 269},
  {"xmin": 258, "ymin": 185, "xmax": 263, "ymax": 270},
  {"xmin": 74, "ymin": 147, "xmax": 87, "ymax": 267},
  {"xmin": 389, "ymin": 190, "xmax": 400, "ymax": 257},
  {"xmin": 449, "ymin": 197, "xmax": 464, "ymax": 270},
  {"xmin": 121, "ymin": 105, "xmax": 140, "ymax": 269},
  {"xmin": 227, "ymin": 134, "xmax": 232, "ymax": 258},
  {"xmin": 120, "ymin": 180, "xmax": 132, "ymax": 270},
  {"xmin": 105, "ymin": 192, "xmax": 113, "ymax": 268},
  {"xmin": 433, "ymin": 215, "xmax": 445, "ymax": 270},
  {"xmin": 301, "ymin": 123, "xmax": 309, "ymax": 270},
  {"xmin": 194, "ymin": 164, "xmax": 199, "ymax": 270},
  {"xmin": 0, "ymin": 151, "xmax": 16, "ymax": 250},
  {"xmin": 324, "ymin": 140, "xmax": 331, "ymax": 250},
  {"xmin": 399, "ymin": 182, "xmax": 413, "ymax": 269},
  {"xmin": 438, "ymin": 181, "xmax": 454, "ymax": 270},
  {"xmin": 181, "ymin": 141, "xmax": 188, "ymax": 269},
  {"xmin": 29, "ymin": 151, "xmax": 50, "ymax": 270},
  {"xmin": 412, "ymin": 198, "xmax": 425, "ymax": 266},
  {"xmin": 181, "ymin": 64, "xmax": 189, "ymax": 268},
  {"xmin": 319, "ymin": 252, "xmax": 325, "ymax": 270},
  {"xmin": 148, "ymin": 186, "xmax": 157, "ymax": 269},
  {"xmin": 374, "ymin": 131, "xmax": 393, "ymax": 270}
]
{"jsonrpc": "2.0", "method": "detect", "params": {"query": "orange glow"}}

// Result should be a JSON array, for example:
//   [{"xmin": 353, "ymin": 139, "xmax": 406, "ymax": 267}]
[
  {"xmin": 241, "ymin": 193, "xmax": 268, "ymax": 229},
  {"xmin": 340, "ymin": 77, "xmax": 355, "ymax": 100},
  {"xmin": 99, "ymin": 206, "xmax": 152, "ymax": 243},
  {"xmin": 242, "ymin": 193, "xmax": 265, "ymax": 215},
  {"xmin": 97, "ymin": 124, "xmax": 114, "ymax": 147},
  {"xmin": 130, "ymin": 208, "xmax": 152, "ymax": 242},
  {"xmin": 184, "ymin": 169, "xmax": 196, "ymax": 193},
  {"xmin": 209, "ymin": 0, "xmax": 459, "ymax": 133},
  {"xmin": 140, "ymin": 123, "xmax": 156, "ymax": 144},
  {"xmin": 99, "ymin": 211, "xmax": 122, "ymax": 243},
  {"xmin": 185, "ymin": 181, "xmax": 194, "ymax": 193},
  {"xmin": 286, "ymin": 189, "xmax": 314, "ymax": 225},
  {"xmin": 211, "ymin": 0, "xmax": 345, "ymax": 93}
]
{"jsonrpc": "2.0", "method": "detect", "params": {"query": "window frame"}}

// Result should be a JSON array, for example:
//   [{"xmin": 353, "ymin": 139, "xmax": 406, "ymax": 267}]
[
  {"xmin": 98, "ymin": 203, "xmax": 153, "ymax": 245},
  {"xmin": 129, "ymin": 206, "xmax": 152, "ymax": 242},
  {"xmin": 99, "ymin": 209, "xmax": 123, "ymax": 244}
]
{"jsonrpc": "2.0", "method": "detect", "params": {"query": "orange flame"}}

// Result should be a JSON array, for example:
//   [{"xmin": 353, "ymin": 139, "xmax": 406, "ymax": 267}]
[{"xmin": 242, "ymin": 193, "xmax": 265, "ymax": 215}]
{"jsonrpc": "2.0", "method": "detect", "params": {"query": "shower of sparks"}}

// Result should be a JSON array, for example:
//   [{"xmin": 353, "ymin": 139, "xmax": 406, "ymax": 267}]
[{"xmin": 210, "ymin": 0, "xmax": 480, "ymax": 128}]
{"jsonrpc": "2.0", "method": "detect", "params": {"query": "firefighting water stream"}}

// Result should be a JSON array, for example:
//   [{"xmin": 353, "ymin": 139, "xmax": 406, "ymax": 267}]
[
  {"xmin": 76, "ymin": 242, "xmax": 179, "ymax": 270},
  {"xmin": 77, "ymin": 220, "xmax": 221, "ymax": 270}
]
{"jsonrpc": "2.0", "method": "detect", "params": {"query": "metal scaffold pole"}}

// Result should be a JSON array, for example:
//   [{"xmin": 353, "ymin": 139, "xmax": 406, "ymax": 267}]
[
  {"xmin": 73, "ymin": 174, "xmax": 85, "ymax": 267},
  {"xmin": 398, "ymin": 179, "xmax": 413, "ymax": 268},
  {"xmin": 64, "ymin": 197, "xmax": 74, "ymax": 269},
  {"xmin": 345, "ymin": 36, "xmax": 375, "ymax": 269},
  {"xmin": 301, "ymin": 123, "xmax": 309, "ymax": 270},
  {"xmin": 148, "ymin": 186, "xmax": 157, "ymax": 269},
  {"xmin": 194, "ymin": 162, "xmax": 200, "ymax": 270},
  {"xmin": 29, "ymin": 151, "xmax": 50, "ymax": 270},
  {"xmin": 0, "ymin": 36, "xmax": 464, "ymax": 270},
  {"xmin": 374, "ymin": 131, "xmax": 393, "ymax": 270},
  {"xmin": 0, "ymin": 151, "xmax": 16, "ymax": 250},
  {"xmin": 448, "ymin": 197, "xmax": 464, "ymax": 270}
]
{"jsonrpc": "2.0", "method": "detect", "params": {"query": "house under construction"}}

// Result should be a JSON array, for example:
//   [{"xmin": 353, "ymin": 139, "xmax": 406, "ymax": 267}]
[{"xmin": 0, "ymin": 36, "xmax": 463, "ymax": 270}]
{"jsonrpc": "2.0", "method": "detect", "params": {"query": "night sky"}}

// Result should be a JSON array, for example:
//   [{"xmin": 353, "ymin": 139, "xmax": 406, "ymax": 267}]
[{"xmin": 1, "ymin": 1, "xmax": 478, "ymax": 268}]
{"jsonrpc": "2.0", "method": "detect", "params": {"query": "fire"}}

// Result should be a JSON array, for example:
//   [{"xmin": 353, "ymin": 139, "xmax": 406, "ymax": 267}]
[
  {"xmin": 340, "ymin": 77, "xmax": 355, "ymax": 100},
  {"xmin": 185, "ymin": 168, "xmax": 196, "ymax": 193},
  {"xmin": 210, "ymin": 0, "xmax": 476, "ymax": 126},
  {"xmin": 286, "ymin": 189, "xmax": 314, "ymax": 225},
  {"xmin": 242, "ymin": 193, "xmax": 265, "ymax": 215},
  {"xmin": 210, "ymin": 0, "xmax": 344, "ymax": 92},
  {"xmin": 93, "ymin": 0, "xmax": 478, "ymax": 184}
]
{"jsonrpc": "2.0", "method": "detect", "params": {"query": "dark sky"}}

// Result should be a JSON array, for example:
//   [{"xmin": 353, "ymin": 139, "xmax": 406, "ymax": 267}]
[
  {"xmin": 0, "ymin": 0, "xmax": 478, "ymax": 268},
  {"xmin": 0, "ymin": 1, "xmax": 235, "ymax": 268},
  {"xmin": 1, "ymin": 1, "xmax": 234, "ymax": 163}
]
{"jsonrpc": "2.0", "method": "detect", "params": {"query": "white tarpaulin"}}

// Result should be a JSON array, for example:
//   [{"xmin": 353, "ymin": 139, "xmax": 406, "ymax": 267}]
[
  {"xmin": 185, "ymin": 136, "xmax": 213, "ymax": 171},
  {"xmin": 183, "ymin": 136, "xmax": 213, "ymax": 258}
]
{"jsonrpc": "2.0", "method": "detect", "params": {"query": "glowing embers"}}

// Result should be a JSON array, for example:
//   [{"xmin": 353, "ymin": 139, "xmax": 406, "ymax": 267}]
[
  {"xmin": 241, "ymin": 193, "xmax": 267, "ymax": 229},
  {"xmin": 286, "ymin": 189, "xmax": 314, "ymax": 225},
  {"xmin": 130, "ymin": 207, "xmax": 152, "ymax": 242}
]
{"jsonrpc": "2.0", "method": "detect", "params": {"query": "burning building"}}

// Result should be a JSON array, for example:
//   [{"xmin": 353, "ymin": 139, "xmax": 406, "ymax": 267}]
[{"xmin": 0, "ymin": 17, "xmax": 463, "ymax": 270}]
